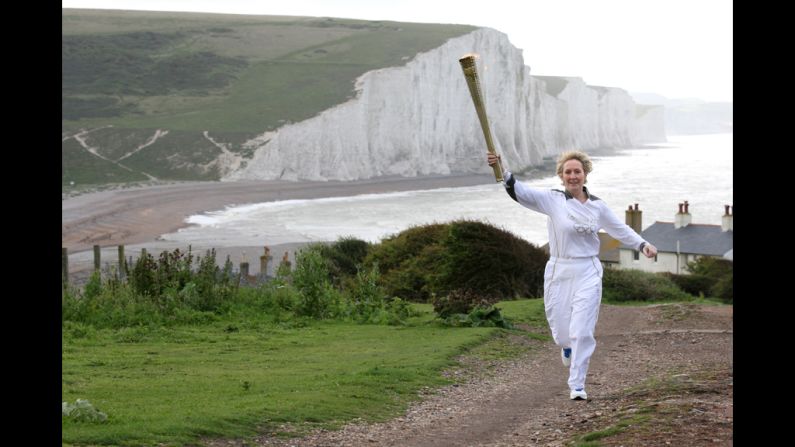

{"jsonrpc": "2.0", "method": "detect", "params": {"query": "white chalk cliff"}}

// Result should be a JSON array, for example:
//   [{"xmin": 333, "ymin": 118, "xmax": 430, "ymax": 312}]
[{"xmin": 225, "ymin": 28, "xmax": 666, "ymax": 182}]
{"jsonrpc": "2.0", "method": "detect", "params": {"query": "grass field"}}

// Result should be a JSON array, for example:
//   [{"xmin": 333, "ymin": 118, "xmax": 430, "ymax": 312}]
[{"xmin": 62, "ymin": 300, "xmax": 546, "ymax": 446}]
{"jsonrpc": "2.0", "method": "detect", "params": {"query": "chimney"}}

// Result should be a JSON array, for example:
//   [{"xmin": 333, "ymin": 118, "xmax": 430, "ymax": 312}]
[
  {"xmin": 625, "ymin": 204, "xmax": 642, "ymax": 233},
  {"xmin": 674, "ymin": 201, "xmax": 692, "ymax": 229},
  {"xmin": 721, "ymin": 205, "xmax": 733, "ymax": 232},
  {"xmin": 625, "ymin": 205, "xmax": 634, "ymax": 227}
]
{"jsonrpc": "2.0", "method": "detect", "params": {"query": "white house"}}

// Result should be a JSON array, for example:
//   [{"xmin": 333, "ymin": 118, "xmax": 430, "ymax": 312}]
[{"xmin": 617, "ymin": 202, "xmax": 733, "ymax": 274}]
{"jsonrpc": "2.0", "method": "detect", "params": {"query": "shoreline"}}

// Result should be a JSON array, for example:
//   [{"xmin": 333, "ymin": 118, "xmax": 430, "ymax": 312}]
[{"xmin": 62, "ymin": 173, "xmax": 498, "ymax": 278}]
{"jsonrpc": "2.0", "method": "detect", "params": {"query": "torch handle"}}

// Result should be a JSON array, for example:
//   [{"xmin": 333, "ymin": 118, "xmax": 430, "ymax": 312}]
[{"xmin": 459, "ymin": 54, "xmax": 504, "ymax": 182}]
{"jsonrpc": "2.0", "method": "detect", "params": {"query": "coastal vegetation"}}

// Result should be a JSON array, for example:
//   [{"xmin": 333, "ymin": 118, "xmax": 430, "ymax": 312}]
[{"xmin": 62, "ymin": 221, "xmax": 729, "ymax": 445}]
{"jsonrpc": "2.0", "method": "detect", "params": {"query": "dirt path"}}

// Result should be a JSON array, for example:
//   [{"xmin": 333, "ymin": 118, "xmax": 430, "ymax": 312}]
[{"xmin": 203, "ymin": 302, "xmax": 732, "ymax": 446}]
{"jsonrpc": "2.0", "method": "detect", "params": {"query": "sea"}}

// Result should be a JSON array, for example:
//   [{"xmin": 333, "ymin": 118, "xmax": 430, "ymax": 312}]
[{"xmin": 159, "ymin": 133, "xmax": 732, "ymax": 248}]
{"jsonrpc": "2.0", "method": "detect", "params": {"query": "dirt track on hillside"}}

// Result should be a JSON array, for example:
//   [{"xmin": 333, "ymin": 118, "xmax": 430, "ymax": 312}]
[{"xmin": 202, "ymin": 303, "xmax": 732, "ymax": 447}]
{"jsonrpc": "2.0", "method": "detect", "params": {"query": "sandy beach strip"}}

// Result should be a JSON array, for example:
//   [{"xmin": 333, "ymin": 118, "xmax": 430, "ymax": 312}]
[{"xmin": 62, "ymin": 173, "xmax": 496, "ymax": 279}]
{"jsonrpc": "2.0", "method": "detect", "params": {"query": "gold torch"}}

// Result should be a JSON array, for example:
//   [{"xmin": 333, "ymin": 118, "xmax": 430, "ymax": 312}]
[{"xmin": 459, "ymin": 53, "xmax": 504, "ymax": 182}]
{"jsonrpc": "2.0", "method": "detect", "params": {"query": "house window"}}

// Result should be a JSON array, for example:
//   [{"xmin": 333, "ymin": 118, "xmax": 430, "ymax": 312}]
[
  {"xmin": 654, "ymin": 254, "xmax": 658, "ymax": 263},
  {"xmin": 633, "ymin": 250, "xmax": 639, "ymax": 261}
]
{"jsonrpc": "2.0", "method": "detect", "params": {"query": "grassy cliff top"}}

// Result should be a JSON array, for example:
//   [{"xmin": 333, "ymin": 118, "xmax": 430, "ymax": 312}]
[{"xmin": 62, "ymin": 8, "xmax": 477, "ymax": 134}]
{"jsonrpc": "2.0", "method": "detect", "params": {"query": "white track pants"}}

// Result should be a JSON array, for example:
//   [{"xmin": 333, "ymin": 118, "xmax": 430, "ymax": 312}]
[{"xmin": 543, "ymin": 256, "xmax": 603, "ymax": 391}]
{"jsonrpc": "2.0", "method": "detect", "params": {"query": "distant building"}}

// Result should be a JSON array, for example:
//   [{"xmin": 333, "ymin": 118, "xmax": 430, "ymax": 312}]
[
  {"xmin": 540, "ymin": 201, "xmax": 733, "ymax": 274},
  {"xmin": 597, "ymin": 203, "xmax": 645, "ymax": 269},
  {"xmin": 617, "ymin": 201, "xmax": 733, "ymax": 274}
]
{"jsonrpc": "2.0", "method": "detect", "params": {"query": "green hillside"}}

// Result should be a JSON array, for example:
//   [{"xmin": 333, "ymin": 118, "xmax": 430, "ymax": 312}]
[{"xmin": 62, "ymin": 9, "xmax": 476, "ymax": 186}]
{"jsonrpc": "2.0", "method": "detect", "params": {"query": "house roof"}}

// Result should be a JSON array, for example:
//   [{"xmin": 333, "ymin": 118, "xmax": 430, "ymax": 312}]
[{"xmin": 620, "ymin": 221, "xmax": 733, "ymax": 256}]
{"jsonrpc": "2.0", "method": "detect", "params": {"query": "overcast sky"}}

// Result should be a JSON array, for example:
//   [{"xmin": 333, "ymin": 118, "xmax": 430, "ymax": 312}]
[{"xmin": 62, "ymin": 0, "xmax": 733, "ymax": 102}]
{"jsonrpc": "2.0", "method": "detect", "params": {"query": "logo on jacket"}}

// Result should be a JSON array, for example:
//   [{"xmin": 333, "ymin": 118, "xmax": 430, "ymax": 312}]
[{"xmin": 567, "ymin": 213, "xmax": 597, "ymax": 235}]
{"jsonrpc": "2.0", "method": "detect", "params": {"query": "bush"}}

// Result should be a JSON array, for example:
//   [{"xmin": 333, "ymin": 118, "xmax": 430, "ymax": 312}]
[
  {"xmin": 364, "ymin": 220, "xmax": 547, "ymax": 302},
  {"xmin": 83, "ymin": 270, "xmax": 102, "ymax": 300},
  {"xmin": 437, "ymin": 220, "xmax": 547, "ymax": 299},
  {"xmin": 686, "ymin": 256, "xmax": 732, "ymax": 277},
  {"xmin": 345, "ymin": 264, "xmax": 387, "ymax": 322},
  {"xmin": 662, "ymin": 272, "xmax": 715, "ymax": 297},
  {"xmin": 320, "ymin": 236, "xmax": 371, "ymax": 285},
  {"xmin": 62, "ymin": 280, "xmax": 217, "ymax": 329},
  {"xmin": 190, "ymin": 249, "xmax": 237, "ymax": 311},
  {"xmin": 711, "ymin": 271, "xmax": 733, "ymax": 303},
  {"xmin": 432, "ymin": 288, "xmax": 511, "ymax": 328},
  {"xmin": 128, "ymin": 250, "xmax": 158, "ymax": 297},
  {"xmin": 256, "ymin": 265, "xmax": 300, "ymax": 316},
  {"xmin": 364, "ymin": 223, "xmax": 448, "ymax": 301},
  {"xmin": 602, "ymin": 268, "xmax": 690, "ymax": 302},
  {"xmin": 442, "ymin": 306, "xmax": 513, "ymax": 328},
  {"xmin": 62, "ymin": 247, "xmax": 239, "ymax": 328},
  {"xmin": 291, "ymin": 245, "xmax": 341, "ymax": 319},
  {"xmin": 686, "ymin": 257, "xmax": 733, "ymax": 303},
  {"xmin": 343, "ymin": 263, "xmax": 413, "ymax": 325},
  {"xmin": 432, "ymin": 288, "xmax": 495, "ymax": 318}
]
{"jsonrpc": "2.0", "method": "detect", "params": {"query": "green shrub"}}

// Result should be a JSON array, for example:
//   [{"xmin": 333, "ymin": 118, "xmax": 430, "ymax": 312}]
[
  {"xmin": 256, "ymin": 267, "xmax": 301, "ymax": 316},
  {"xmin": 443, "ymin": 306, "xmax": 513, "ymax": 328},
  {"xmin": 432, "ymin": 288, "xmax": 512, "ymax": 328},
  {"xmin": 364, "ymin": 220, "xmax": 547, "ymax": 302},
  {"xmin": 320, "ymin": 236, "xmax": 371, "ymax": 285},
  {"xmin": 338, "ymin": 262, "xmax": 416, "ymax": 325},
  {"xmin": 662, "ymin": 272, "xmax": 715, "ymax": 297},
  {"xmin": 292, "ymin": 245, "xmax": 341, "ymax": 319},
  {"xmin": 345, "ymin": 264, "xmax": 388, "ymax": 323},
  {"xmin": 129, "ymin": 250, "xmax": 158, "ymax": 297},
  {"xmin": 432, "ymin": 288, "xmax": 494, "ymax": 318},
  {"xmin": 685, "ymin": 256, "xmax": 732, "ymax": 277},
  {"xmin": 190, "ymin": 251, "xmax": 237, "ymax": 312},
  {"xmin": 384, "ymin": 297, "xmax": 415, "ymax": 325},
  {"xmin": 83, "ymin": 270, "xmax": 102, "ymax": 300},
  {"xmin": 364, "ymin": 224, "xmax": 448, "ymax": 301},
  {"xmin": 685, "ymin": 257, "xmax": 733, "ymax": 303},
  {"xmin": 711, "ymin": 271, "xmax": 733, "ymax": 304},
  {"xmin": 437, "ymin": 220, "xmax": 547, "ymax": 299},
  {"xmin": 602, "ymin": 268, "xmax": 690, "ymax": 302},
  {"xmin": 62, "ymin": 279, "xmax": 217, "ymax": 329},
  {"xmin": 63, "ymin": 247, "xmax": 239, "ymax": 328}
]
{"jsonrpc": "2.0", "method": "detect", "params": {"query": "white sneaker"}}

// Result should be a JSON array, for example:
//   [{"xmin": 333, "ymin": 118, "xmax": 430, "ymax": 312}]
[
  {"xmin": 561, "ymin": 348, "xmax": 572, "ymax": 367},
  {"xmin": 570, "ymin": 388, "xmax": 587, "ymax": 400}
]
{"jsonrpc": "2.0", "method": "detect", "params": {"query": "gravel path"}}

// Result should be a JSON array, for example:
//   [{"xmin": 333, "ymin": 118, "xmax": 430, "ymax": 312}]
[{"xmin": 202, "ymin": 302, "xmax": 733, "ymax": 446}]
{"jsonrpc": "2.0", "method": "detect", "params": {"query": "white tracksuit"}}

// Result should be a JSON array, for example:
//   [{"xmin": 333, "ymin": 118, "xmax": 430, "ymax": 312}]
[{"xmin": 503, "ymin": 171, "xmax": 646, "ymax": 391}]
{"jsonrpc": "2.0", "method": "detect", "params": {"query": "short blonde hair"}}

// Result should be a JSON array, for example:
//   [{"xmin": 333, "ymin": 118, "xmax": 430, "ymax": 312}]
[{"xmin": 556, "ymin": 151, "xmax": 593, "ymax": 177}]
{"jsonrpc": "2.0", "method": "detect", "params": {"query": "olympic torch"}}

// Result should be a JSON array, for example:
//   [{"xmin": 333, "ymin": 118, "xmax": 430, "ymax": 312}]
[{"xmin": 459, "ymin": 53, "xmax": 504, "ymax": 183}]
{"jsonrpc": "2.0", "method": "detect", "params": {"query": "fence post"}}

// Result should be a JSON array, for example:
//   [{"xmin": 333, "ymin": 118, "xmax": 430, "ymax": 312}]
[
  {"xmin": 62, "ymin": 247, "xmax": 69, "ymax": 287},
  {"xmin": 118, "ymin": 245, "xmax": 126, "ymax": 280},
  {"xmin": 93, "ymin": 245, "xmax": 101, "ymax": 273}
]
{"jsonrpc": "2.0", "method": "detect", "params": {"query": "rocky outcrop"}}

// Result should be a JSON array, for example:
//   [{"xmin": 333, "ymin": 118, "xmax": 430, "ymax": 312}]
[{"xmin": 226, "ymin": 28, "xmax": 666, "ymax": 181}]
